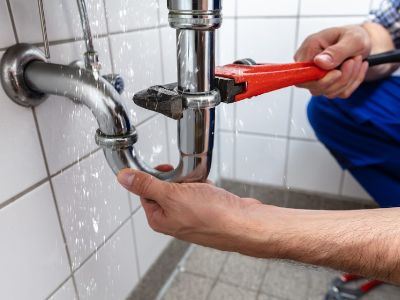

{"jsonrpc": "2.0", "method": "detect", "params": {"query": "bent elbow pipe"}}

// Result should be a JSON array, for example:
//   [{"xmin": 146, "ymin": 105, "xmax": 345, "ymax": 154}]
[{"xmin": 24, "ymin": 61, "xmax": 214, "ymax": 182}]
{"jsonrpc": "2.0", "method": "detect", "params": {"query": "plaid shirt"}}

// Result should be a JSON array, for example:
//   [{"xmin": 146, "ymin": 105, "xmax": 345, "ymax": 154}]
[{"xmin": 370, "ymin": 0, "xmax": 400, "ymax": 48}]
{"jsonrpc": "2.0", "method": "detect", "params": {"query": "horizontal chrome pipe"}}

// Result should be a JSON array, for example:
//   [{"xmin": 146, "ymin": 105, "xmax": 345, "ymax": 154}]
[{"xmin": 23, "ymin": 60, "xmax": 212, "ymax": 182}]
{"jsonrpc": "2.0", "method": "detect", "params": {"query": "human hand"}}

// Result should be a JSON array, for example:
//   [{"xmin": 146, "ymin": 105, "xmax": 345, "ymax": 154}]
[
  {"xmin": 295, "ymin": 25, "xmax": 371, "ymax": 99},
  {"xmin": 117, "ymin": 166, "xmax": 283, "ymax": 256}
]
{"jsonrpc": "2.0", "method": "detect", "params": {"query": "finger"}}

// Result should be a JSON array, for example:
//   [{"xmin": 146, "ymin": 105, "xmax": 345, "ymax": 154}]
[
  {"xmin": 337, "ymin": 56, "xmax": 363, "ymax": 97},
  {"xmin": 314, "ymin": 33, "xmax": 366, "ymax": 69},
  {"xmin": 323, "ymin": 59, "xmax": 355, "ymax": 97},
  {"xmin": 326, "ymin": 57, "xmax": 360, "ymax": 98},
  {"xmin": 117, "ymin": 168, "xmax": 170, "ymax": 202},
  {"xmin": 338, "ymin": 61, "xmax": 368, "ymax": 98},
  {"xmin": 296, "ymin": 70, "xmax": 342, "ymax": 95}
]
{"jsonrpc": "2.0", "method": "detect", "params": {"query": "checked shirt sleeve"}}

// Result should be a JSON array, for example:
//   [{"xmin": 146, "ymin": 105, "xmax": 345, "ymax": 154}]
[{"xmin": 369, "ymin": 0, "xmax": 400, "ymax": 48}]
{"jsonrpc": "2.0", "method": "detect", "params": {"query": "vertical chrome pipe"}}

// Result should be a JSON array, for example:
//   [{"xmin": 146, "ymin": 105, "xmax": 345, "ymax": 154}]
[{"xmin": 177, "ymin": 29, "xmax": 215, "ymax": 93}]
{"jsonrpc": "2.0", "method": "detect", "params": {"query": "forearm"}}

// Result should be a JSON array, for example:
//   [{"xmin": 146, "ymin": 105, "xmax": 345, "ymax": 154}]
[
  {"xmin": 362, "ymin": 22, "xmax": 400, "ymax": 80},
  {"xmin": 244, "ymin": 205, "xmax": 400, "ymax": 284}
]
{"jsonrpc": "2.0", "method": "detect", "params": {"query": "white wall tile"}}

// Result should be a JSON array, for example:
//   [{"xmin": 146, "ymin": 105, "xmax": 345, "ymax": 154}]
[
  {"xmin": 110, "ymin": 29, "xmax": 162, "ymax": 124},
  {"xmin": 342, "ymin": 171, "xmax": 372, "ymax": 201},
  {"xmin": 49, "ymin": 280, "xmax": 78, "ymax": 300},
  {"xmin": 237, "ymin": 0, "xmax": 299, "ymax": 17},
  {"xmin": 105, "ymin": 0, "xmax": 159, "ymax": 33},
  {"xmin": 235, "ymin": 134, "xmax": 286, "ymax": 186},
  {"xmin": 297, "ymin": 17, "xmax": 366, "ymax": 48},
  {"xmin": 237, "ymin": 18, "xmax": 297, "ymax": 63},
  {"xmin": 132, "ymin": 208, "xmax": 171, "ymax": 276},
  {"xmin": 0, "ymin": 183, "xmax": 70, "ymax": 300},
  {"xmin": 290, "ymin": 88, "xmax": 316, "ymax": 139},
  {"xmin": 0, "ymin": 1, "xmax": 15, "ymax": 48},
  {"xmin": 223, "ymin": 0, "xmax": 236, "ymax": 17},
  {"xmin": 11, "ymin": 0, "xmax": 107, "ymax": 43},
  {"xmin": 218, "ymin": 18, "xmax": 236, "ymax": 65},
  {"xmin": 158, "ymin": 0, "xmax": 169, "ymax": 25},
  {"xmin": 219, "ymin": 104, "xmax": 235, "ymax": 131},
  {"xmin": 75, "ymin": 222, "xmax": 139, "ymax": 300},
  {"xmin": 236, "ymin": 88, "xmax": 291, "ymax": 136},
  {"xmin": 136, "ymin": 115, "xmax": 169, "ymax": 168},
  {"xmin": 219, "ymin": 132, "xmax": 235, "ymax": 179},
  {"xmin": 0, "ymin": 54, "xmax": 47, "ymax": 203},
  {"xmin": 52, "ymin": 151, "xmax": 131, "ymax": 269},
  {"xmin": 370, "ymin": 0, "xmax": 382, "ymax": 10},
  {"xmin": 160, "ymin": 27, "xmax": 177, "ymax": 84},
  {"xmin": 300, "ymin": 0, "xmax": 371, "ymax": 16},
  {"xmin": 287, "ymin": 140, "xmax": 342, "ymax": 194}
]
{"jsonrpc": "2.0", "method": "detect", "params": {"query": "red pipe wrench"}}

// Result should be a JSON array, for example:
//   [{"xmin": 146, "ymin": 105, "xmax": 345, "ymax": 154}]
[{"xmin": 215, "ymin": 50, "xmax": 400, "ymax": 103}]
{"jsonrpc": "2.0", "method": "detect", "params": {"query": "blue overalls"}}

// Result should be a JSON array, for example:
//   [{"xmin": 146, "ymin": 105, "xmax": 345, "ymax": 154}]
[{"xmin": 308, "ymin": 76, "xmax": 400, "ymax": 208}]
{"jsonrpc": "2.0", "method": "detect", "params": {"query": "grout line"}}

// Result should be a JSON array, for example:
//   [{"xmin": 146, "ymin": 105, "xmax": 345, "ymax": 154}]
[
  {"xmin": 205, "ymin": 252, "xmax": 230, "ymax": 300},
  {"xmin": 45, "ymin": 274, "xmax": 75, "ymax": 300},
  {"xmin": 283, "ymin": 0, "xmax": 303, "ymax": 189},
  {"xmin": 129, "ymin": 209, "xmax": 142, "ymax": 280},
  {"xmin": 5, "ymin": 0, "xmax": 19, "ymax": 43},
  {"xmin": 32, "ymin": 107, "xmax": 80, "ymax": 300},
  {"xmin": 156, "ymin": 245, "xmax": 196, "ymax": 300},
  {"xmin": 101, "ymin": 0, "xmax": 116, "ymax": 74},
  {"xmin": 219, "ymin": 128, "xmax": 318, "ymax": 142},
  {"xmin": 234, "ymin": 14, "xmax": 368, "ymax": 19},
  {"xmin": 50, "ymin": 147, "xmax": 102, "ymax": 178},
  {"xmin": 232, "ymin": 0, "xmax": 238, "ymax": 180},
  {"xmin": 72, "ymin": 209, "xmax": 137, "ymax": 274},
  {"xmin": 0, "ymin": 178, "xmax": 49, "ymax": 210}
]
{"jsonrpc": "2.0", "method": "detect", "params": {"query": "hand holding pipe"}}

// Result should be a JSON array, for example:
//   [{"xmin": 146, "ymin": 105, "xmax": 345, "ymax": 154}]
[{"xmin": 215, "ymin": 50, "xmax": 400, "ymax": 103}]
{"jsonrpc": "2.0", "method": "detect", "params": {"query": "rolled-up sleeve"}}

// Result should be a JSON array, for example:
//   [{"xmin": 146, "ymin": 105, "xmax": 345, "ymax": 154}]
[{"xmin": 369, "ymin": 0, "xmax": 400, "ymax": 48}]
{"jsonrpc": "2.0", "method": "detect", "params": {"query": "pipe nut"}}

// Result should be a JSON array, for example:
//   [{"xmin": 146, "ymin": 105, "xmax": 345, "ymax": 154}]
[{"xmin": 95, "ymin": 128, "xmax": 138, "ymax": 150}]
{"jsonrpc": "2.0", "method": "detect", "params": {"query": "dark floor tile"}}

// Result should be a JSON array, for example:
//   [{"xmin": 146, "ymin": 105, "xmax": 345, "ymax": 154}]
[
  {"xmin": 208, "ymin": 282, "xmax": 257, "ymax": 300},
  {"xmin": 219, "ymin": 253, "xmax": 268, "ymax": 291},
  {"xmin": 286, "ymin": 191, "xmax": 323, "ymax": 209},
  {"xmin": 183, "ymin": 245, "xmax": 228, "ymax": 278},
  {"xmin": 161, "ymin": 272, "xmax": 214, "ymax": 300},
  {"xmin": 219, "ymin": 179, "xmax": 253, "ymax": 198},
  {"xmin": 251, "ymin": 184, "xmax": 287, "ymax": 207},
  {"xmin": 321, "ymin": 198, "xmax": 365, "ymax": 210}
]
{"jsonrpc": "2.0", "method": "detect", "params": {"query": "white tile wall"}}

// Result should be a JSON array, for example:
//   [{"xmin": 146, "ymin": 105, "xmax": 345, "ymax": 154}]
[
  {"xmin": 236, "ymin": 134, "xmax": 287, "ymax": 186},
  {"xmin": 237, "ymin": 18, "xmax": 297, "ymax": 63},
  {"xmin": 49, "ymin": 280, "xmax": 78, "ymax": 300},
  {"xmin": 237, "ymin": 0, "xmax": 299, "ymax": 17},
  {"xmin": 11, "ymin": 0, "xmax": 107, "ymax": 43},
  {"xmin": 0, "ymin": 183, "xmax": 70, "ymax": 299},
  {"xmin": 52, "ymin": 151, "xmax": 131, "ymax": 269},
  {"xmin": 74, "ymin": 221, "xmax": 139, "ymax": 300},
  {"xmin": 0, "ymin": 63, "xmax": 47, "ymax": 203},
  {"xmin": 0, "ymin": 1, "xmax": 14, "ymax": 48},
  {"xmin": 105, "ymin": 0, "xmax": 159, "ymax": 33},
  {"xmin": 0, "ymin": 0, "xmax": 380, "ymax": 298},
  {"xmin": 236, "ymin": 88, "xmax": 292, "ymax": 136},
  {"xmin": 287, "ymin": 140, "xmax": 342, "ymax": 194},
  {"xmin": 132, "ymin": 208, "xmax": 172, "ymax": 276},
  {"xmin": 300, "ymin": 0, "xmax": 371, "ymax": 16}
]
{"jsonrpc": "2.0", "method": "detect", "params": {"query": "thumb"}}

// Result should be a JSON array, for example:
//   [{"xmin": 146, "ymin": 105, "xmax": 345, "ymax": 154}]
[
  {"xmin": 117, "ymin": 168, "xmax": 169, "ymax": 202},
  {"xmin": 314, "ymin": 34, "xmax": 361, "ymax": 70}
]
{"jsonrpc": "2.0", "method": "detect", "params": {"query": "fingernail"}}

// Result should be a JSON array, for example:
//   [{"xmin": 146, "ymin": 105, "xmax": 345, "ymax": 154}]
[
  {"xmin": 118, "ymin": 170, "xmax": 135, "ymax": 189},
  {"xmin": 317, "ymin": 53, "xmax": 333, "ymax": 64}
]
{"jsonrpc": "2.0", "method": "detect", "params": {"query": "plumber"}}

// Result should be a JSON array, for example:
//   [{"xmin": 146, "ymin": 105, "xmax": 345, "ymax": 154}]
[{"xmin": 117, "ymin": 0, "xmax": 400, "ymax": 285}]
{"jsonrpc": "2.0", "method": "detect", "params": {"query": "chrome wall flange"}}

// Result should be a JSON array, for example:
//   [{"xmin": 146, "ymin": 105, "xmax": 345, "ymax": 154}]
[{"xmin": 0, "ymin": 44, "xmax": 49, "ymax": 107}]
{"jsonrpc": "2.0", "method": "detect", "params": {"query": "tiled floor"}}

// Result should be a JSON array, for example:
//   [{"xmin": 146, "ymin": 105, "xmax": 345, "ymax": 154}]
[{"xmin": 159, "ymin": 245, "xmax": 400, "ymax": 300}]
